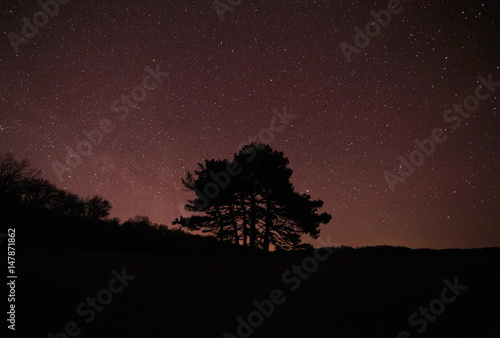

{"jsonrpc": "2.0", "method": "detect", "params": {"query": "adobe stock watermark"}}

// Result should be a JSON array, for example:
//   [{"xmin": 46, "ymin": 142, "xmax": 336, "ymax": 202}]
[
  {"xmin": 51, "ymin": 64, "xmax": 169, "ymax": 182},
  {"xmin": 192, "ymin": 106, "xmax": 296, "ymax": 212},
  {"xmin": 47, "ymin": 267, "xmax": 135, "ymax": 338},
  {"xmin": 384, "ymin": 73, "xmax": 499, "ymax": 192},
  {"xmin": 213, "ymin": 0, "xmax": 244, "ymax": 21},
  {"xmin": 6, "ymin": 0, "xmax": 70, "ymax": 55},
  {"xmin": 222, "ymin": 236, "xmax": 334, "ymax": 338},
  {"xmin": 397, "ymin": 277, "xmax": 467, "ymax": 337},
  {"xmin": 340, "ymin": 0, "xmax": 403, "ymax": 63}
]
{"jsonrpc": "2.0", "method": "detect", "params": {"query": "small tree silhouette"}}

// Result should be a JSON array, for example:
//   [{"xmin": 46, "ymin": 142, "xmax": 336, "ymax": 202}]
[{"xmin": 82, "ymin": 195, "xmax": 112, "ymax": 221}]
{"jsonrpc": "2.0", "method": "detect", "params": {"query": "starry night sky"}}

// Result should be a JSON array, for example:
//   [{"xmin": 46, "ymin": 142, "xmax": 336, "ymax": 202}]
[{"xmin": 1, "ymin": 0, "xmax": 499, "ymax": 249}]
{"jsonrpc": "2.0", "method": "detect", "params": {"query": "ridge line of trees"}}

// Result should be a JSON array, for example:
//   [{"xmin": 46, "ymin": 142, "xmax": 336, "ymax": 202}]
[
  {"xmin": 1, "ymin": 143, "xmax": 332, "ymax": 254},
  {"xmin": 1, "ymin": 152, "xmax": 112, "ymax": 224}
]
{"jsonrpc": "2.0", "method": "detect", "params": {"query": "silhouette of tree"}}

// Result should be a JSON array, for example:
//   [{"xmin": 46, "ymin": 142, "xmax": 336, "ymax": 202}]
[
  {"xmin": 0, "ymin": 153, "xmax": 112, "ymax": 238},
  {"xmin": 1, "ymin": 153, "xmax": 258, "ymax": 255},
  {"xmin": 175, "ymin": 159, "xmax": 240, "ymax": 242},
  {"xmin": 82, "ymin": 195, "xmax": 112, "ymax": 221},
  {"xmin": 174, "ymin": 143, "xmax": 331, "ymax": 251},
  {"xmin": 123, "ymin": 215, "xmax": 154, "ymax": 230},
  {"xmin": 0, "ymin": 152, "xmax": 41, "ymax": 190},
  {"xmin": 0, "ymin": 153, "xmax": 41, "ymax": 220},
  {"xmin": 18, "ymin": 178, "xmax": 79, "ymax": 217}
]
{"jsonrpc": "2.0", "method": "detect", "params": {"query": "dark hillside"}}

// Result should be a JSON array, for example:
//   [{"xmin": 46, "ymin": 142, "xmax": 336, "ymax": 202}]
[{"xmin": 17, "ymin": 247, "xmax": 500, "ymax": 338}]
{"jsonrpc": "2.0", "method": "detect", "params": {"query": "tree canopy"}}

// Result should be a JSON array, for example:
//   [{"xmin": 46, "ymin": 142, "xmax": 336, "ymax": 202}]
[
  {"xmin": 0, "ymin": 152, "xmax": 112, "ymax": 233},
  {"xmin": 173, "ymin": 143, "xmax": 331, "ymax": 251}
]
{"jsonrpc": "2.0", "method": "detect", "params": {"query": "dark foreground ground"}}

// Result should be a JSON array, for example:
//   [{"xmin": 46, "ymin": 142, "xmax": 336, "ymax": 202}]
[{"xmin": 12, "ymin": 247, "xmax": 500, "ymax": 338}]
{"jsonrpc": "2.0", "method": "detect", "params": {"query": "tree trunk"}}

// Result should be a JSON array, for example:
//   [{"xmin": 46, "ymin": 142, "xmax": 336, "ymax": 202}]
[
  {"xmin": 228, "ymin": 203, "xmax": 239, "ymax": 246},
  {"xmin": 214, "ymin": 206, "xmax": 224, "ymax": 242},
  {"xmin": 249, "ymin": 194, "xmax": 256, "ymax": 248},
  {"xmin": 240, "ymin": 198, "xmax": 248, "ymax": 247},
  {"xmin": 263, "ymin": 194, "xmax": 272, "ymax": 252}
]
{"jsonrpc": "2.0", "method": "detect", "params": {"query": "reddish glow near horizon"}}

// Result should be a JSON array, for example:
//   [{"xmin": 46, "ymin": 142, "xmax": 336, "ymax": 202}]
[{"xmin": 0, "ymin": 0, "xmax": 499, "ymax": 249}]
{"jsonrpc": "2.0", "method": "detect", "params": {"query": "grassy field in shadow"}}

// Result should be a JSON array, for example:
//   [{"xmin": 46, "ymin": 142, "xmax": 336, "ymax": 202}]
[{"xmin": 17, "ymin": 246, "xmax": 500, "ymax": 338}]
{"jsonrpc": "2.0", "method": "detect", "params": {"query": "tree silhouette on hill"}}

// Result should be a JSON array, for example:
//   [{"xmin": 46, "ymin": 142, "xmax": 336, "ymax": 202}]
[
  {"xmin": 0, "ymin": 152, "xmax": 255, "ymax": 255},
  {"xmin": 0, "ymin": 152, "xmax": 112, "ymax": 237},
  {"xmin": 1, "ymin": 150, "xmax": 331, "ymax": 254},
  {"xmin": 173, "ymin": 143, "xmax": 331, "ymax": 251}
]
